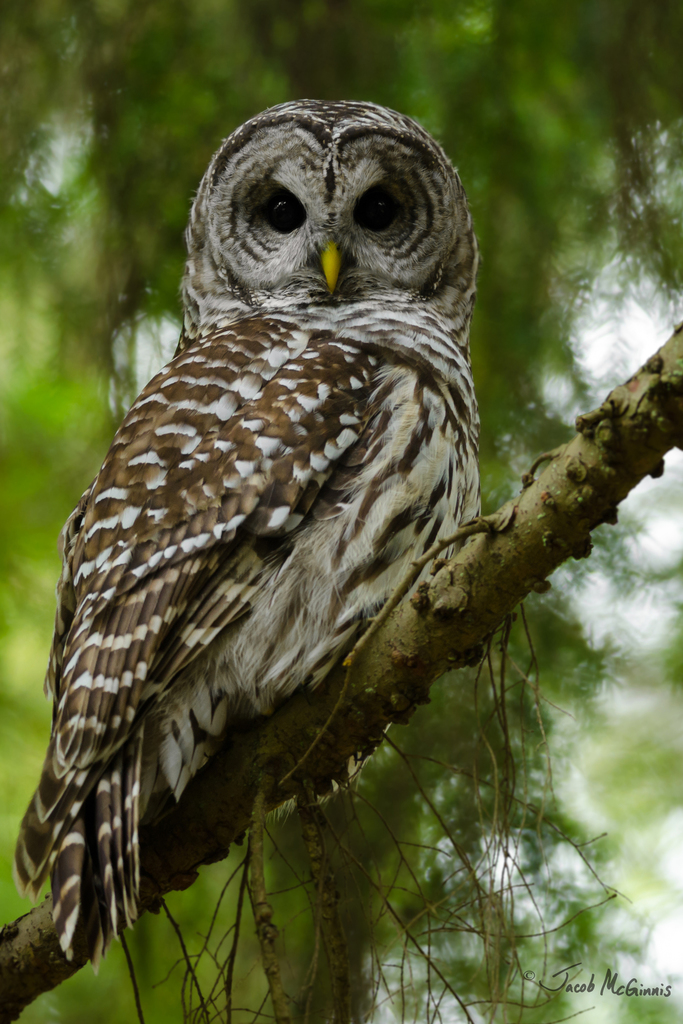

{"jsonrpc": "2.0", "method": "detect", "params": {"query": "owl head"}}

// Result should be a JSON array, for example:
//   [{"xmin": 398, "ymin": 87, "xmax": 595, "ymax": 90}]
[{"xmin": 182, "ymin": 100, "xmax": 478, "ymax": 343}]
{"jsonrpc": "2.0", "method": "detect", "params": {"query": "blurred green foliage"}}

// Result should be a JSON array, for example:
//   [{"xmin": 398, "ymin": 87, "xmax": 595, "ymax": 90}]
[{"xmin": 2, "ymin": 0, "xmax": 683, "ymax": 1021}]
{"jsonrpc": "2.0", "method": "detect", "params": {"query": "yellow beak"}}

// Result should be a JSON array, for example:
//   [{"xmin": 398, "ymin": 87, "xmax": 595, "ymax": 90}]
[{"xmin": 321, "ymin": 241, "xmax": 341, "ymax": 293}]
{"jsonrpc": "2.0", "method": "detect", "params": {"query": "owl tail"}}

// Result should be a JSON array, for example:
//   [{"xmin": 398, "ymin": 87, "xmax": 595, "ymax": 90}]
[{"xmin": 13, "ymin": 728, "xmax": 144, "ymax": 971}]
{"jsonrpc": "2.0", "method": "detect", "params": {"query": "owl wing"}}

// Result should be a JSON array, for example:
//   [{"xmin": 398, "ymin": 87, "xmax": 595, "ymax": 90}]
[
  {"xmin": 45, "ymin": 482, "xmax": 95, "ymax": 707},
  {"xmin": 15, "ymin": 317, "xmax": 379, "ymax": 902}
]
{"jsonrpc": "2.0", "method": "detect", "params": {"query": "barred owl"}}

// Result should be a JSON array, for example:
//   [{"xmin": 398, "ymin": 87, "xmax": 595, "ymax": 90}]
[{"xmin": 14, "ymin": 100, "xmax": 480, "ymax": 967}]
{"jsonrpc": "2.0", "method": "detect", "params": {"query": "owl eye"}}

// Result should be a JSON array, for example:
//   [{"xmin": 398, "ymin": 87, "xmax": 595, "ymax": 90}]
[
  {"xmin": 354, "ymin": 188, "xmax": 397, "ymax": 231},
  {"xmin": 265, "ymin": 190, "xmax": 306, "ymax": 233}
]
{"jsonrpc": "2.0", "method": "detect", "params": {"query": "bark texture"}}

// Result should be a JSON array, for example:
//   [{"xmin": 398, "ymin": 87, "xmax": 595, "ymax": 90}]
[{"xmin": 2, "ymin": 325, "xmax": 683, "ymax": 1021}]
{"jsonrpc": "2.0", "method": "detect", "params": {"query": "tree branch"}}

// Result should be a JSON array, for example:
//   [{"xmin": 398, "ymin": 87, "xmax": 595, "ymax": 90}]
[
  {"xmin": 298, "ymin": 789, "xmax": 351, "ymax": 1024},
  {"xmin": 249, "ymin": 789, "xmax": 291, "ymax": 1024},
  {"xmin": 2, "ymin": 324, "xmax": 683, "ymax": 1021}
]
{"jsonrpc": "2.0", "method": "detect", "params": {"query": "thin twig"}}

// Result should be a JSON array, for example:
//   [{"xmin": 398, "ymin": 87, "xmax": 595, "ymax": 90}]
[
  {"xmin": 521, "ymin": 445, "xmax": 566, "ymax": 488},
  {"xmin": 324, "ymin": 816, "xmax": 477, "ymax": 1024},
  {"xmin": 225, "ymin": 854, "xmax": 250, "ymax": 1024},
  {"xmin": 279, "ymin": 661, "xmax": 354, "ymax": 786},
  {"xmin": 249, "ymin": 788, "xmax": 291, "ymax": 1024},
  {"xmin": 279, "ymin": 515, "xmax": 495, "ymax": 785},
  {"xmin": 199, "ymin": 855, "xmax": 248, "ymax": 962},
  {"xmin": 161, "ymin": 898, "xmax": 210, "ymax": 1023},
  {"xmin": 301, "ymin": 901, "xmax": 323, "ymax": 1024},
  {"xmin": 121, "ymin": 932, "xmax": 145, "ymax": 1024},
  {"xmin": 346, "ymin": 515, "xmax": 496, "ymax": 675}
]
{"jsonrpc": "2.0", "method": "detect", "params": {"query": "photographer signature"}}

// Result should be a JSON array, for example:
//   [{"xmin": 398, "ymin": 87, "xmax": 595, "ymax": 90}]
[{"xmin": 523, "ymin": 962, "xmax": 672, "ymax": 998}]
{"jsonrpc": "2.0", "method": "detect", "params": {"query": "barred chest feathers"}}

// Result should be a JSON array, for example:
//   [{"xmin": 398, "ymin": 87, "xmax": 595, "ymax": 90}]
[{"xmin": 146, "ymin": 337, "xmax": 479, "ymax": 817}]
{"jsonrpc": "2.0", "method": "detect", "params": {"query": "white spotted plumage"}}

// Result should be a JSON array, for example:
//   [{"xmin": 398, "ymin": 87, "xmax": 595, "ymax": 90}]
[{"xmin": 14, "ymin": 99, "xmax": 480, "ymax": 968}]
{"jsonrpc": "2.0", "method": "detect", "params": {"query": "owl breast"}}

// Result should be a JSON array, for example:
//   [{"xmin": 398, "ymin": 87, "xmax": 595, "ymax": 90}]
[{"xmin": 144, "ymin": 352, "xmax": 480, "ymax": 817}]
